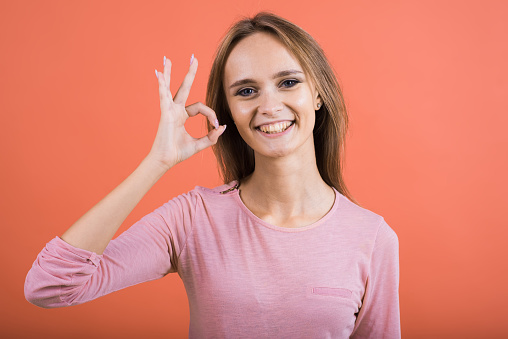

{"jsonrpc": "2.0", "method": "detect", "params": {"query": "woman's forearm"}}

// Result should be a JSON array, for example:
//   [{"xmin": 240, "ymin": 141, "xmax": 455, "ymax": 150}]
[{"xmin": 60, "ymin": 156, "xmax": 169, "ymax": 255}]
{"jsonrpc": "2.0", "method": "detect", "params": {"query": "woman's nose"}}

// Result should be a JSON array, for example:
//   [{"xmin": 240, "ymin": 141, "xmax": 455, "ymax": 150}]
[{"xmin": 257, "ymin": 90, "xmax": 283, "ymax": 115}]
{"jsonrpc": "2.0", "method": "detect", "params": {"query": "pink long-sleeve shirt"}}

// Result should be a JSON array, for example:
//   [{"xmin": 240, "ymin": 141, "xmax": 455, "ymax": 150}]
[{"xmin": 25, "ymin": 181, "xmax": 400, "ymax": 338}]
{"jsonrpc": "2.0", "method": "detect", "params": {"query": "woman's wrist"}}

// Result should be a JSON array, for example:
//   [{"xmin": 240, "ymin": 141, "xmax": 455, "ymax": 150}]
[{"xmin": 142, "ymin": 153, "xmax": 174, "ymax": 177}]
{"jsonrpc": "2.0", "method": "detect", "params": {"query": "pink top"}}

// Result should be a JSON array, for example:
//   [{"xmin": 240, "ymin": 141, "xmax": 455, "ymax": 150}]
[{"xmin": 25, "ymin": 181, "xmax": 400, "ymax": 338}]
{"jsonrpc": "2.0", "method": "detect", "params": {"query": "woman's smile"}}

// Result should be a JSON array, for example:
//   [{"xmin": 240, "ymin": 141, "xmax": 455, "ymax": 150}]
[{"xmin": 256, "ymin": 120, "xmax": 294, "ymax": 135}]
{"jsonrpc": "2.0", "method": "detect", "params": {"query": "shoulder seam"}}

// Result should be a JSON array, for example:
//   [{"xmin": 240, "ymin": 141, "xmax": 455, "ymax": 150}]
[
  {"xmin": 174, "ymin": 191, "xmax": 200, "ymax": 269},
  {"xmin": 366, "ymin": 217, "xmax": 386, "ymax": 276}
]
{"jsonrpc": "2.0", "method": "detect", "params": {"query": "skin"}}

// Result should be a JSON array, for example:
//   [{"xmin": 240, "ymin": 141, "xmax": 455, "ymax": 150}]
[{"xmin": 224, "ymin": 32, "xmax": 336, "ymax": 228}]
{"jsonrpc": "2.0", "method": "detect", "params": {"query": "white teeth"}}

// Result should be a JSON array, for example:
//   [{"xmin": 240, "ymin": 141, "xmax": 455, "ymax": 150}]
[{"xmin": 259, "ymin": 121, "xmax": 293, "ymax": 134}]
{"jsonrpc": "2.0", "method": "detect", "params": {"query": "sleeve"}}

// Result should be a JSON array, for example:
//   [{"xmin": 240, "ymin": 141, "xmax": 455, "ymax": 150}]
[
  {"xmin": 24, "ymin": 191, "xmax": 198, "ymax": 309},
  {"xmin": 350, "ymin": 219, "xmax": 401, "ymax": 339}
]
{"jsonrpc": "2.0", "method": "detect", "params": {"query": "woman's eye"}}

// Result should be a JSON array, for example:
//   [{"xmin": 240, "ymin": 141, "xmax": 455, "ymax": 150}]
[
  {"xmin": 281, "ymin": 79, "xmax": 300, "ymax": 88},
  {"xmin": 237, "ymin": 88, "xmax": 255, "ymax": 96}
]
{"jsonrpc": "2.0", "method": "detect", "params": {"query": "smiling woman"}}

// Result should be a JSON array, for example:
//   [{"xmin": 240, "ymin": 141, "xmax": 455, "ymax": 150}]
[{"xmin": 25, "ymin": 12, "xmax": 400, "ymax": 339}]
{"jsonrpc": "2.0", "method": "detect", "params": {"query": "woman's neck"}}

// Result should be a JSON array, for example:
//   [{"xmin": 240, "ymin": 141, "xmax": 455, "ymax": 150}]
[{"xmin": 238, "ymin": 149, "xmax": 335, "ymax": 228}]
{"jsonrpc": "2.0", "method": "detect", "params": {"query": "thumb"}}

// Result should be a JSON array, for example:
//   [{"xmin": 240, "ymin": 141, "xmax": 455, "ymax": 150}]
[{"xmin": 194, "ymin": 125, "xmax": 227, "ymax": 153}]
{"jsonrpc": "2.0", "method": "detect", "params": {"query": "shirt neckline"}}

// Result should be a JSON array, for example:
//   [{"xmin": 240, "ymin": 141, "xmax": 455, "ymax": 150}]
[{"xmin": 224, "ymin": 180, "xmax": 340, "ymax": 233}]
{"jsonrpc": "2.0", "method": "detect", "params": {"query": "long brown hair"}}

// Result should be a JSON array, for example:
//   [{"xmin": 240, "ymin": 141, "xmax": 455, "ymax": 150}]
[{"xmin": 206, "ymin": 12, "xmax": 355, "ymax": 203}]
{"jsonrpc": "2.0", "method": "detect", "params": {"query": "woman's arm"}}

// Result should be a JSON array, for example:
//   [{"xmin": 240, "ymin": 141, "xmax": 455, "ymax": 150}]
[
  {"xmin": 25, "ymin": 56, "xmax": 225, "ymax": 307},
  {"xmin": 25, "ymin": 190, "xmax": 198, "ymax": 308},
  {"xmin": 350, "ymin": 220, "xmax": 401, "ymax": 339},
  {"xmin": 60, "ymin": 56, "xmax": 226, "ymax": 255}
]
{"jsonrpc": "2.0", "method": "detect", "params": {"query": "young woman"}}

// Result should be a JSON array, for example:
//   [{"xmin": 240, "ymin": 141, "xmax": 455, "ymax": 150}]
[{"xmin": 25, "ymin": 12, "xmax": 400, "ymax": 338}]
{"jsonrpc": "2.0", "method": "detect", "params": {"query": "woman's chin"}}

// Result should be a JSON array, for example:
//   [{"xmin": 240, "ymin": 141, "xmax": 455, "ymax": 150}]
[{"xmin": 252, "ymin": 142, "xmax": 298, "ymax": 159}]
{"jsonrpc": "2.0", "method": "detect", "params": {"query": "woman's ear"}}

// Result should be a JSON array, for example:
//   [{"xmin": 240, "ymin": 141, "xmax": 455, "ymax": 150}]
[{"xmin": 315, "ymin": 94, "xmax": 323, "ymax": 110}]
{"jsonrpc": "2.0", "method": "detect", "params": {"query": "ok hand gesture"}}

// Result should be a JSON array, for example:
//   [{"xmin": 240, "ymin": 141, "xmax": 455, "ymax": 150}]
[{"xmin": 149, "ymin": 55, "xmax": 226, "ymax": 170}]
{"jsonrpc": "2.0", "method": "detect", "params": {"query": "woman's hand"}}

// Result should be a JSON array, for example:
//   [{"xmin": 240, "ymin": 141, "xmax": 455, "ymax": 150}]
[{"xmin": 147, "ymin": 55, "xmax": 226, "ymax": 170}]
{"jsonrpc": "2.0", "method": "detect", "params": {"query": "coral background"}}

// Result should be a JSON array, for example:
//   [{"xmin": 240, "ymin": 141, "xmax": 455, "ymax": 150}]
[{"xmin": 1, "ymin": 0, "xmax": 507, "ymax": 338}]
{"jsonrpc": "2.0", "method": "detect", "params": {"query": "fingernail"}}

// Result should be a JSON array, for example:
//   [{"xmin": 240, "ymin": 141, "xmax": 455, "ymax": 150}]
[
  {"xmin": 223, "ymin": 125, "xmax": 227, "ymax": 131},
  {"xmin": 190, "ymin": 54, "xmax": 194, "ymax": 65},
  {"xmin": 214, "ymin": 119, "xmax": 219, "ymax": 129},
  {"xmin": 163, "ymin": 56, "xmax": 166, "ymax": 66},
  {"xmin": 155, "ymin": 69, "xmax": 158, "ymax": 79}
]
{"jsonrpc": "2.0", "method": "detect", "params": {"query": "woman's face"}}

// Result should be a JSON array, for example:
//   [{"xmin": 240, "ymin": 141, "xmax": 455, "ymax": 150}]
[{"xmin": 223, "ymin": 32, "xmax": 321, "ymax": 159}]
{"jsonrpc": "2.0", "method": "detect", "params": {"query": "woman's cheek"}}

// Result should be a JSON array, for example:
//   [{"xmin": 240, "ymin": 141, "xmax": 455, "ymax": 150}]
[
  {"xmin": 288, "ymin": 92, "xmax": 314, "ymax": 116},
  {"xmin": 234, "ymin": 103, "xmax": 255, "ymax": 125}
]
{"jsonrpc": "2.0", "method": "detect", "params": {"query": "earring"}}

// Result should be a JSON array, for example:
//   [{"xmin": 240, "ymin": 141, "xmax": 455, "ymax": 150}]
[{"xmin": 317, "ymin": 103, "xmax": 322, "ymax": 109}]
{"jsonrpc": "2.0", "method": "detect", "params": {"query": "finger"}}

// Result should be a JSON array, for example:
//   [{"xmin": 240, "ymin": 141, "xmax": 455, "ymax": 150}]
[
  {"xmin": 194, "ymin": 125, "xmax": 227, "ymax": 153},
  {"xmin": 157, "ymin": 70, "xmax": 173, "ymax": 113},
  {"xmin": 173, "ymin": 56, "xmax": 198, "ymax": 105},
  {"xmin": 163, "ymin": 56, "xmax": 171, "ymax": 92},
  {"xmin": 185, "ymin": 102, "xmax": 220, "ymax": 129},
  {"xmin": 157, "ymin": 70, "xmax": 172, "ymax": 98}
]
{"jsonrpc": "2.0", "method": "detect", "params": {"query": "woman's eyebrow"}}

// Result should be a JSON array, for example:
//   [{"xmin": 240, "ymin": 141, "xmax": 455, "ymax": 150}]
[
  {"xmin": 273, "ymin": 69, "xmax": 303, "ymax": 78},
  {"xmin": 229, "ymin": 78, "xmax": 255, "ymax": 89},
  {"xmin": 228, "ymin": 69, "xmax": 303, "ymax": 89}
]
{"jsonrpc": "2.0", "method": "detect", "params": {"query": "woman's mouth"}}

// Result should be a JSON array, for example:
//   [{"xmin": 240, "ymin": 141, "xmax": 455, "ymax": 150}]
[{"xmin": 256, "ymin": 121, "xmax": 294, "ymax": 134}]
